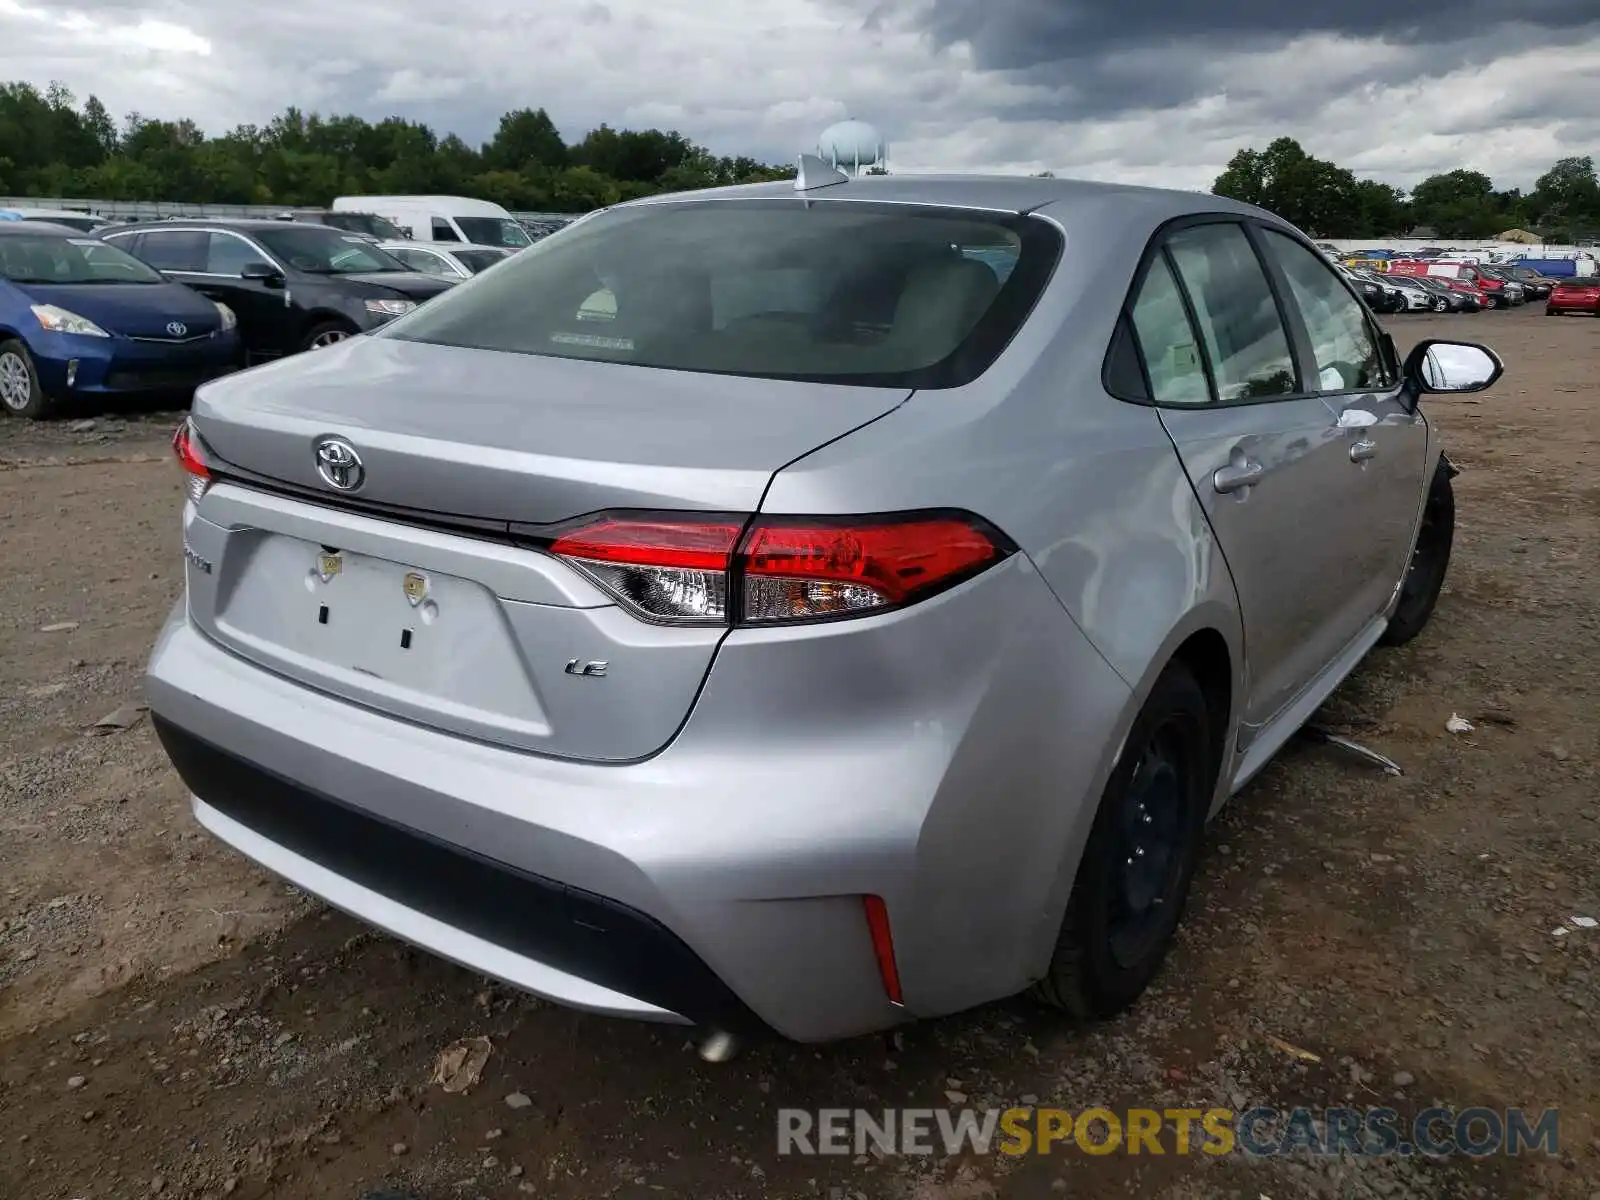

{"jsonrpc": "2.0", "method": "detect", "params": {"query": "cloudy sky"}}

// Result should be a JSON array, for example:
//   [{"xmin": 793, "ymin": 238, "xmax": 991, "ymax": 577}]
[{"xmin": 2, "ymin": 0, "xmax": 1598, "ymax": 192}]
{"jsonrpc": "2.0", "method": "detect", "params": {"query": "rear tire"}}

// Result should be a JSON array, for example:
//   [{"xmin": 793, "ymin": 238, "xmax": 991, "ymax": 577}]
[
  {"xmin": 1433, "ymin": 297, "xmax": 1450, "ymax": 312},
  {"xmin": 1032, "ymin": 663, "xmax": 1212, "ymax": 1019},
  {"xmin": 301, "ymin": 321, "xmax": 357, "ymax": 353},
  {"xmin": 0, "ymin": 339, "xmax": 52, "ymax": 420},
  {"xmin": 1381, "ymin": 458, "xmax": 1455, "ymax": 647}
]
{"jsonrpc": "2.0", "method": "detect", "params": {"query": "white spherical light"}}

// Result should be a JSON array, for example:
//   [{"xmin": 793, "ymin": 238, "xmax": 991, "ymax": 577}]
[{"xmin": 818, "ymin": 121, "xmax": 887, "ymax": 174}]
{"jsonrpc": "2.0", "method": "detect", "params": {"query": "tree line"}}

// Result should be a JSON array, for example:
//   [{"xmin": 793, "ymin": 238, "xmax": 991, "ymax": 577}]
[
  {"xmin": 8, "ymin": 81, "xmax": 1596, "ymax": 236},
  {"xmin": 1212, "ymin": 136, "xmax": 1600, "ymax": 243},
  {"xmin": 0, "ymin": 80, "xmax": 794, "ymax": 213}
]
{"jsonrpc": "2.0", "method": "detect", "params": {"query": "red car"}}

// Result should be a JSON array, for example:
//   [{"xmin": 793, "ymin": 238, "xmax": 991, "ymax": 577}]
[{"xmin": 1546, "ymin": 279, "xmax": 1600, "ymax": 316}]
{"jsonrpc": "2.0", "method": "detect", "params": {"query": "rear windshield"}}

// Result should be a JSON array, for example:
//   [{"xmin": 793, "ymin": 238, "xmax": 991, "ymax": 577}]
[
  {"xmin": 454, "ymin": 247, "xmax": 511, "ymax": 274},
  {"xmin": 0, "ymin": 234, "xmax": 165, "ymax": 284},
  {"xmin": 454, "ymin": 217, "xmax": 531, "ymax": 248},
  {"xmin": 324, "ymin": 212, "xmax": 407, "ymax": 240},
  {"xmin": 255, "ymin": 227, "xmax": 410, "ymax": 274},
  {"xmin": 385, "ymin": 200, "xmax": 1060, "ymax": 388}
]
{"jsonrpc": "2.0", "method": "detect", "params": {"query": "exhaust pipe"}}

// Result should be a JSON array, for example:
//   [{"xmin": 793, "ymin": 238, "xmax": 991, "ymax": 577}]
[{"xmin": 697, "ymin": 1030, "xmax": 740, "ymax": 1063}]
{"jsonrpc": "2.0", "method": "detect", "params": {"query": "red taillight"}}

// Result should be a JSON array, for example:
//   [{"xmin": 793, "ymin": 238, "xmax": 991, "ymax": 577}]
[
  {"xmin": 862, "ymin": 895, "xmax": 904, "ymax": 1006},
  {"xmin": 539, "ymin": 510, "xmax": 1010, "ymax": 626},
  {"xmin": 740, "ymin": 515, "xmax": 1003, "ymax": 623},
  {"xmin": 172, "ymin": 419, "xmax": 211, "ymax": 504}
]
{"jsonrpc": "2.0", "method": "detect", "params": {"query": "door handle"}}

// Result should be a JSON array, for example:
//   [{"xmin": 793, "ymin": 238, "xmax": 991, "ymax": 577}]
[
  {"xmin": 1213, "ymin": 460, "xmax": 1264, "ymax": 494},
  {"xmin": 1349, "ymin": 438, "xmax": 1378, "ymax": 463}
]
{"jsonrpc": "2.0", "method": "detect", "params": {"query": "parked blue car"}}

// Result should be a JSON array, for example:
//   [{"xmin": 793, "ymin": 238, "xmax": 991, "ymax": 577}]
[{"xmin": 0, "ymin": 221, "xmax": 242, "ymax": 418}]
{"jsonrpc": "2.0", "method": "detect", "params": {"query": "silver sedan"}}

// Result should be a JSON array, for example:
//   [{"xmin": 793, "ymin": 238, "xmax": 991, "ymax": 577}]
[{"xmin": 148, "ymin": 161, "xmax": 1501, "ymax": 1044}]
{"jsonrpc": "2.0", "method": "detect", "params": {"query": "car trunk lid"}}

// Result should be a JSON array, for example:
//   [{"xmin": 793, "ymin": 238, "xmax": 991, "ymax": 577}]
[{"xmin": 181, "ymin": 335, "xmax": 910, "ymax": 761}]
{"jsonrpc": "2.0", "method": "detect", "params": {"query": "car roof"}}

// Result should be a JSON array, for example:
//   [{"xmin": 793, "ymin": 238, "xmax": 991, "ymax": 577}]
[
  {"xmin": 0, "ymin": 221, "xmax": 85, "ymax": 237},
  {"xmin": 0, "ymin": 207, "xmax": 94, "ymax": 219},
  {"xmin": 379, "ymin": 241, "xmax": 507, "ymax": 252},
  {"xmin": 103, "ymin": 218, "xmax": 332, "ymax": 233},
  {"xmin": 624, "ymin": 172, "xmax": 1267, "ymax": 223}
]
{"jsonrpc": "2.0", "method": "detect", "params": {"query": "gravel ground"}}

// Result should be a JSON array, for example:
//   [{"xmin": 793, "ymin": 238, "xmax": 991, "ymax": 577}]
[{"xmin": 0, "ymin": 308, "xmax": 1596, "ymax": 1200}]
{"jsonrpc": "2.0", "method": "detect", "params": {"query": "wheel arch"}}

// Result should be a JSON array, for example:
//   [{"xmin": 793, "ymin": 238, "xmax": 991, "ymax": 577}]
[
  {"xmin": 300, "ymin": 308, "xmax": 361, "ymax": 339},
  {"xmin": 1019, "ymin": 606, "xmax": 1242, "ymax": 991},
  {"xmin": 1022, "ymin": 603, "xmax": 1243, "ymax": 983}
]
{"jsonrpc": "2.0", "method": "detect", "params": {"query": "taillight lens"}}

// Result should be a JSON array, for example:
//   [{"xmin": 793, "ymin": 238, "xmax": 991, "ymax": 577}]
[
  {"xmin": 539, "ymin": 510, "xmax": 1011, "ymax": 626},
  {"xmin": 740, "ymin": 515, "xmax": 1004, "ymax": 623},
  {"xmin": 172, "ymin": 418, "xmax": 211, "ymax": 505},
  {"xmin": 549, "ymin": 516, "xmax": 743, "ymax": 625}
]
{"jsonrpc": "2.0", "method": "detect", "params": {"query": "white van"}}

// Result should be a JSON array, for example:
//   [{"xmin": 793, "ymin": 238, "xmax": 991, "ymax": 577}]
[{"xmin": 332, "ymin": 195, "xmax": 531, "ymax": 249}]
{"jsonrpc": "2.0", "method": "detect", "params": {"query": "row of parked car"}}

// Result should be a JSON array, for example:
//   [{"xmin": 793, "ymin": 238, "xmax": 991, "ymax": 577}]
[
  {"xmin": 1332, "ymin": 258, "xmax": 1546, "ymax": 313},
  {"xmin": 0, "ymin": 213, "xmax": 529, "ymax": 418},
  {"xmin": 1320, "ymin": 243, "xmax": 1600, "ymax": 318}
]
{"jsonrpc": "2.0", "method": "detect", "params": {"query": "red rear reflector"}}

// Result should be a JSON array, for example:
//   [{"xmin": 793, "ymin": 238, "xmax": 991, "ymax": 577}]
[
  {"xmin": 740, "ymin": 515, "xmax": 1003, "ymax": 622},
  {"xmin": 862, "ymin": 895, "xmax": 904, "ymax": 1006}
]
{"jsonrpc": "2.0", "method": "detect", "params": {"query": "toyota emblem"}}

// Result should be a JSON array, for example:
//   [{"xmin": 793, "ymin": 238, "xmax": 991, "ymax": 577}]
[
  {"xmin": 166, "ymin": 321, "xmax": 188, "ymax": 337},
  {"xmin": 314, "ymin": 437, "xmax": 365, "ymax": 491}
]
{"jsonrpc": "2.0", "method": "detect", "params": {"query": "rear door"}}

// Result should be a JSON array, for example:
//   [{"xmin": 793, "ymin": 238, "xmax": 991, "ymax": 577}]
[
  {"xmin": 1129, "ymin": 218, "xmax": 1383, "ymax": 732},
  {"xmin": 111, "ymin": 227, "xmax": 205, "ymax": 275}
]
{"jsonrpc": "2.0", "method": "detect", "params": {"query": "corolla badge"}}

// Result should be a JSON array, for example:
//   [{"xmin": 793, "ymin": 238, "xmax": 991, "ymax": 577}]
[
  {"xmin": 166, "ymin": 321, "xmax": 188, "ymax": 337},
  {"xmin": 314, "ymin": 436, "xmax": 365, "ymax": 491}
]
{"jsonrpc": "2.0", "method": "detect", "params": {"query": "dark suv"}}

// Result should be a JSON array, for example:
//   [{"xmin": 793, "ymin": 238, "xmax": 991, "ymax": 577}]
[
  {"xmin": 277, "ymin": 210, "xmax": 409, "ymax": 241},
  {"xmin": 101, "ymin": 220, "xmax": 452, "ymax": 362}
]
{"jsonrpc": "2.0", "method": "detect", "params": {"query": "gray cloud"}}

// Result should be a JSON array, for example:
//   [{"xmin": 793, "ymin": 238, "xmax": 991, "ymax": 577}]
[
  {"xmin": 892, "ymin": 0, "xmax": 1600, "ymax": 72},
  {"xmin": 1, "ymin": 0, "xmax": 1597, "ymax": 194}
]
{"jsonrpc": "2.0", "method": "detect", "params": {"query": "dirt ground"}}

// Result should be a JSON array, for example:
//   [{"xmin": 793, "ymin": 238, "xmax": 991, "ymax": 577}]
[{"xmin": 1, "ymin": 308, "xmax": 1596, "ymax": 1200}]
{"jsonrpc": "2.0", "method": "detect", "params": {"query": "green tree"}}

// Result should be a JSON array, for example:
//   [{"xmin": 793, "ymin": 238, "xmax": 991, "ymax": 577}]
[
  {"xmin": 1213, "ymin": 137, "xmax": 1361, "ymax": 235},
  {"xmin": 0, "ymin": 75, "xmax": 834, "ymax": 211},
  {"xmin": 1526, "ymin": 156, "xmax": 1600, "ymax": 240},
  {"xmin": 1405, "ymin": 170, "xmax": 1503, "ymax": 237},
  {"xmin": 1351, "ymin": 179, "xmax": 1410, "ymax": 237},
  {"xmin": 482, "ymin": 108, "xmax": 565, "ymax": 172}
]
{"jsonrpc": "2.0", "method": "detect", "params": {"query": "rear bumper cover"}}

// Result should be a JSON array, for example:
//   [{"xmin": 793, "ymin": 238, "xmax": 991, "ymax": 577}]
[
  {"xmin": 158, "ymin": 716, "xmax": 763, "ymax": 1030},
  {"xmin": 147, "ymin": 552, "xmax": 1132, "ymax": 1041}
]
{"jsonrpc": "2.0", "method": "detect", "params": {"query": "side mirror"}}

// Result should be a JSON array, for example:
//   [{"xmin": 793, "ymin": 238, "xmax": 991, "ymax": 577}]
[
  {"xmin": 241, "ymin": 261, "xmax": 284, "ymax": 286},
  {"xmin": 1403, "ymin": 339, "xmax": 1503, "ymax": 396}
]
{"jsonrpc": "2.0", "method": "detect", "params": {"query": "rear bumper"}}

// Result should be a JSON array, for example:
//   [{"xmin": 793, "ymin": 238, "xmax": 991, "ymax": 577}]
[
  {"xmin": 160, "ymin": 717, "xmax": 760, "ymax": 1030},
  {"xmin": 146, "ymin": 553, "xmax": 1132, "ymax": 1042}
]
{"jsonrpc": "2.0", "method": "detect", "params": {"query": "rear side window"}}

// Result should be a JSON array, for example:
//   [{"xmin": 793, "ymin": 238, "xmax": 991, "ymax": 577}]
[
  {"xmin": 132, "ymin": 230, "xmax": 206, "ymax": 272},
  {"xmin": 430, "ymin": 218, "xmax": 460, "ymax": 242},
  {"xmin": 1165, "ymin": 223, "xmax": 1298, "ymax": 402},
  {"xmin": 1128, "ymin": 255, "xmax": 1210, "ymax": 406},
  {"xmin": 385, "ymin": 200, "xmax": 1062, "ymax": 389}
]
